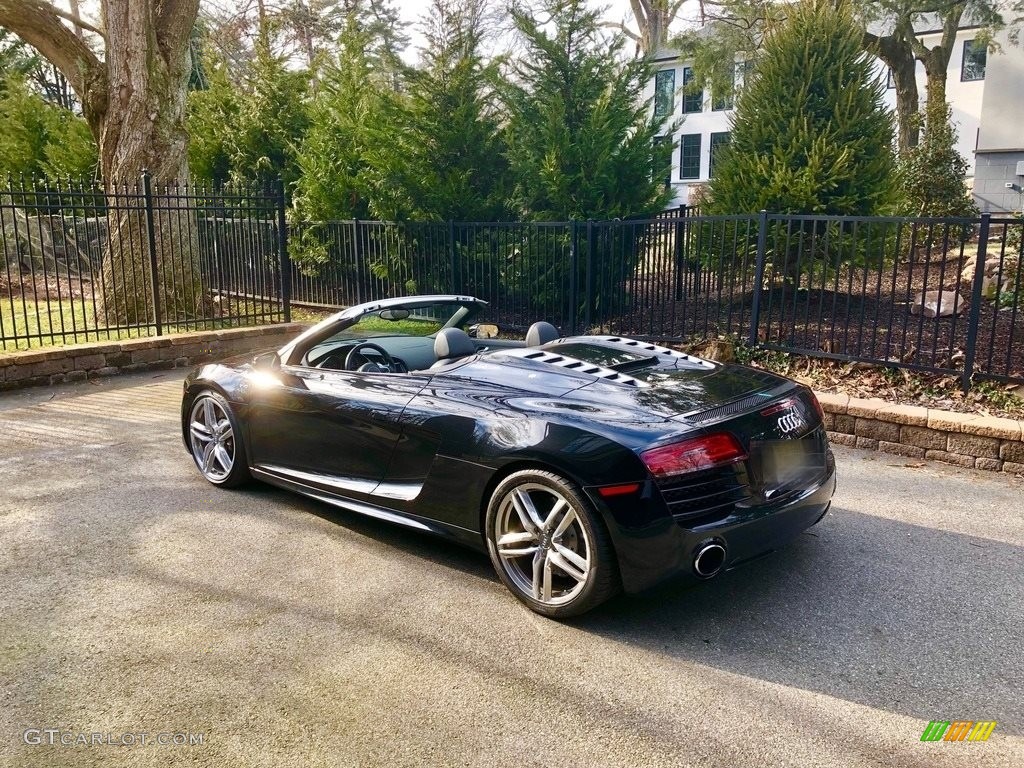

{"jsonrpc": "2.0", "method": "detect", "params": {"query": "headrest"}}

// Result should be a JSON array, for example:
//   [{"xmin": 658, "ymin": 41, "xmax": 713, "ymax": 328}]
[
  {"xmin": 526, "ymin": 321, "xmax": 559, "ymax": 347},
  {"xmin": 434, "ymin": 327, "xmax": 476, "ymax": 360}
]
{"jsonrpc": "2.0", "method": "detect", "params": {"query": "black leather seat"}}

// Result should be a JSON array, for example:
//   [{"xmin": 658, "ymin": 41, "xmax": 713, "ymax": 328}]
[
  {"xmin": 431, "ymin": 328, "xmax": 477, "ymax": 369},
  {"xmin": 526, "ymin": 321, "xmax": 559, "ymax": 347}
]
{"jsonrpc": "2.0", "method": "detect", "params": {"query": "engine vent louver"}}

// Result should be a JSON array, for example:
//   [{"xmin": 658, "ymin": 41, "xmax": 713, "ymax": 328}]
[
  {"xmin": 589, "ymin": 337, "xmax": 715, "ymax": 369},
  {"xmin": 510, "ymin": 349, "xmax": 648, "ymax": 388}
]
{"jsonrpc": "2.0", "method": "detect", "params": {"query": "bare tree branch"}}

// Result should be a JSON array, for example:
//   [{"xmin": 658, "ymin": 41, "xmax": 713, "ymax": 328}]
[
  {"xmin": 0, "ymin": 0, "xmax": 105, "ymax": 100},
  {"xmin": 600, "ymin": 20, "xmax": 641, "ymax": 42}
]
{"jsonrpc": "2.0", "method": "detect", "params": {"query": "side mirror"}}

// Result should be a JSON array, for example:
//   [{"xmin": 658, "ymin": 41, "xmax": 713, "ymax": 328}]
[
  {"xmin": 469, "ymin": 323, "xmax": 499, "ymax": 339},
  {"xmin": 253, "ymin": 351, "xmax": 281, "ymax": 369}
]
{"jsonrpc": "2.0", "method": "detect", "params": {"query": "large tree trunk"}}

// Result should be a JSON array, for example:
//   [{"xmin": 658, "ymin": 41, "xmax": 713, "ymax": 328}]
[
  {"xmin": 99, "ymin": 1, "xmax": 202, "ymax": 326},
  {"xmin": 866, "ymin": 30, "xmax": 919, "ymax": 154},
  {"xmin": 0, "ymin": 0, "xmax": 203, "ymax": 327},
  {"xmin": 910, "ymin": 6, "xmax": 962, "ymax": 137}
]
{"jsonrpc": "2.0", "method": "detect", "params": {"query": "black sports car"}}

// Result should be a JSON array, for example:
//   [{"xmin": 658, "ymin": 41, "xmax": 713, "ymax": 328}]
[{"xmin": 182, "ymin": 295, "xmax": 836, "ymax": 618}]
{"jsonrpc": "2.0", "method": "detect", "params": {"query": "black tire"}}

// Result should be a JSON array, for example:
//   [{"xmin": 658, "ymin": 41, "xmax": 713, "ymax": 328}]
[
  {"xmin": 186, "ymin": 390, "xmax": 252, "ymax": 488},
  {"xmin": 485, "ymin": 469, "xmax": 620, "ymax": 618}
]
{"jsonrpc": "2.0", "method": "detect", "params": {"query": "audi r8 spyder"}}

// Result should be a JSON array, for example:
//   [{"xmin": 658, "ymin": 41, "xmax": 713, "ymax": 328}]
[{"xmin": 181, "ymin": 295, "xmax": 836, "ymax": 618}]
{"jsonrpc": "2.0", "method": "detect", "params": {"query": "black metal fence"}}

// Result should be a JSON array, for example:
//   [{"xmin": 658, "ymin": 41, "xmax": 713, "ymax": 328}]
[
  {"xmin": 284, "ymin": 212, "xmax": 1023, "ymax": 388},
  {"xmin": 0, "ymin": 174, "xmax": 287, "ymax": 350},
  {"xmin": 2, "ymin": 175, "xmax": 1022, "ymax": 390}
]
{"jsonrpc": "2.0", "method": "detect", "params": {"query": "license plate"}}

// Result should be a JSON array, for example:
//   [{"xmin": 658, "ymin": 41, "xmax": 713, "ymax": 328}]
[{"xmin": 750, "ymin": 439, "xmax": 823, "ymax": 489}]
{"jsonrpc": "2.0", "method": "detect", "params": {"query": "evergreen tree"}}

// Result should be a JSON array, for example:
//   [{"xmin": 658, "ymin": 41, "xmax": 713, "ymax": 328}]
[
  {"xmin": 228, "ymin": 40, "xmax": 311, "ymax": 188},
  {"xmin": 898, "ymin": 101, "xmax": 978, "ymax": 219},
  {"xmin": 707, "ymin": 0, "xmax": 897, "ymax": 216},
  {"xmin": 0, "ymin": 73, "xmax": 97, "ymax": 179},
  {"xmin": 501, "ymin": 0, "xmax": 674, "ymax": 221},
  {"xmin": 291, "ymin": 11, "xmax": 397, "ymax": 224},
  {"xmin": 186, "ymin": 52, "xmax": 240, "ymax": 186},
  {"xmin": 377, "ymin": 0, "xmax": 511, "ymax": 222}
]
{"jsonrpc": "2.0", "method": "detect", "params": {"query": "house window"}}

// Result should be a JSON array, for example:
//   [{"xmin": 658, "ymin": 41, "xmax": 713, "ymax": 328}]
[
  {"xmin": 735, "ymin": 60, "xmax": 755, "ymax": 91},
  {"xmin": 709, "ymin": 132, "xmax": 731, "ymax": 177},
  {"xmin": 680, "ymin": 133, "xmax": 701, "ymax": 179},
  {"xmin": 712, "ymin": 84, "xmax": 733, "ymax": 111},
  {"xmin": 653, "ymin": 136, "xmax": 672, "ymax": 188},
  {"xmin": 962, "ymin": 39, "xmax": 987, "ymax": 81},
  {"xmin": 682, "ymin": 67, "xmax": 703, "ymax": 113},
  {"xmin": 654, "ymin": 69, "xmax": 675, "ymax": 117}
]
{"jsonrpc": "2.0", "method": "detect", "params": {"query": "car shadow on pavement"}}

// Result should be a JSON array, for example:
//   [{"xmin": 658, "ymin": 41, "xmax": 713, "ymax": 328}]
[
  {"xmin": 576, "ymin": 505, "xmax": 1023, "ymax": 735},
  {"xmin": 230, "ymin": 486, "xmax": 1022, "ymax": 737}
]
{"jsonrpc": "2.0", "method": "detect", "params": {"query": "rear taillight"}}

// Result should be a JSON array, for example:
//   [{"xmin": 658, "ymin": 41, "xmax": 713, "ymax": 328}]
[{"xmin": 640, "ymin": 433, "xmax": 747, "ymax": 478}]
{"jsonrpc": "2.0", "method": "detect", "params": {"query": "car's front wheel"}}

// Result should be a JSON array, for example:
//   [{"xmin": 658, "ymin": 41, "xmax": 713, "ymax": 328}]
[
  {"xmin": 485, "ymin": 469, "xmax": 619, "ymax": 618},
  {"xmin": 186, "ymin": 390, "xmax": 251, "ymax": 488}
]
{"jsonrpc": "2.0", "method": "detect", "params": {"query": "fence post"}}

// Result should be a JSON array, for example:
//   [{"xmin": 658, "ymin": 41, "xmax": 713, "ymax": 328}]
[
  {"xmin": 961, "ymin": 212, "xmax": 991, "ymax": 393},
  {"xmin": 569, "ymin": 220, "xmax": 578, "ymax": 335},
  {"xmin": 275, "ymin": 179, "xmax": 291, "ymax": 323},
  {"xmin": 448, "ymin": 219, "xmax": 457, "ymax": 294},
  {"xmin": 352, "ymin": 219, "xmax": 364, "ymax": 304},
  {"xmin": 748, "ymin": 209, "xmax": 769, "ymax": 346},
  {"xmin": 673, "ymin": 216, "xmax": 684, "ymax": 301},
  {"xmin": 140, "ymin": 169, "xmax": 162, "ymax": 336},
  {"xmin": 585, "ymin": 219, "xmax": 594, "ymax": 332}
]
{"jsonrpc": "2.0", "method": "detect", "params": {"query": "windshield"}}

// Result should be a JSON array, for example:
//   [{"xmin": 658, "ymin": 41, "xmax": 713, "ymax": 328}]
[{"xmin": 327, "ymin": 301, "xmax": 478, "ymax": 341}]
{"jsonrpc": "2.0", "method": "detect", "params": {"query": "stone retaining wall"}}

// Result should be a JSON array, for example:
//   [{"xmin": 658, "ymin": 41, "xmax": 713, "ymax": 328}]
[
  {"xmin": 817, "ymin": 392, "xmax": 1024, "ymax": 474},
  {"xmin": 0, "ymin": 324, "xmax": 308, "ymax": 391}
]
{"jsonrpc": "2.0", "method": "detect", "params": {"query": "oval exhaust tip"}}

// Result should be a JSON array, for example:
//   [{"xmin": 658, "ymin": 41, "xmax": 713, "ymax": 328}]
[{"xmin": 694, "ymin": 543, "xmax": 727, "ymax": 578}]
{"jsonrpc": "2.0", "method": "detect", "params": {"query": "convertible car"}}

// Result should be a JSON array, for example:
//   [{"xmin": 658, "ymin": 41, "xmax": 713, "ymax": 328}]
[{"xmin": 182, "ymin": 295, "xmax": 836, "ymax": 618}]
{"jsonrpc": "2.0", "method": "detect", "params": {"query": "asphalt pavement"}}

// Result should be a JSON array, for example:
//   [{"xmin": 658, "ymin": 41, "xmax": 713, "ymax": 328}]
[{"xmin": 0, "ymin": 370, "xmax": 1021, "ymax": 768}]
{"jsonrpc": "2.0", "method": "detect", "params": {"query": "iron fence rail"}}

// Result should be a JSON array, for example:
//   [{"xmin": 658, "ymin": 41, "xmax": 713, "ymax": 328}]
[
  {"xmin": 0, "ymin": 174, "xmax": 287, "ymax": 351},
  {"xmin": 1, "ymin": 175, "xmax": 1021, "ymax": 390}
]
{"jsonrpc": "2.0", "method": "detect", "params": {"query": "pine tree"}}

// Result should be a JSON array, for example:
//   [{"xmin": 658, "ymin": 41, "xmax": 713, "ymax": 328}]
[
  {"xmin": 707, "ymin": 0, "xmax": 897, "ymax": 216},
  {"xmin": 377, "ymin": 0, "xmax": 511, "ymax": 222},
  {"xmin": 291, "ymin": 11, "xmax": 397, "ymax": 223},
  {"xmin": 228, "ymin": 40, "xmax": 311, "ymax": 188},
  {"xmin": 898, "ymin": 101, "xmax": 977, "ymax": 218},
  {"xmin": 501, "ymin": 0, "xmax": 673, "ymax": 221},
  {"xmin": 186, "ymin": 53, "xmax": 240, "ymax": 186}
]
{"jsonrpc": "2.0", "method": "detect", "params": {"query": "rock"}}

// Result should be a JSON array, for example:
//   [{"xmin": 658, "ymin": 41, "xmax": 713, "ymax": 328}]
[
  {"xmin": 910, "ymin": 289, "xmax": 965, "ymax": 318},
  {"xmin": 699, "ymin": 338, "xmax": 736, "ymax": 363},
  {"xmin": 960, "ymin": 254, "xmax": 1019, "ymax": 300}
]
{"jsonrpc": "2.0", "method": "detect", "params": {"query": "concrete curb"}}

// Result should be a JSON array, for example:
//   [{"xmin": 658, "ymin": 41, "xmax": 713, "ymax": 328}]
[
  {"xmin": 816, "ymin": 391, "xmax": 1024, "ymax": 474},
  {"xmin": 0, "ymin": 323, "xmax": 309, "ymax": 391}
]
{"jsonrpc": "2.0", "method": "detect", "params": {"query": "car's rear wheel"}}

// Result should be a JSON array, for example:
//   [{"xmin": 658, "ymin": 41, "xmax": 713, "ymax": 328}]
[
  {"xmin": 485, "ymin": 469, "xmax": 619, "ymax": 618},
  {"xmin": 187, "ymin": 391, "xmax": 251, "ymax": 488}
]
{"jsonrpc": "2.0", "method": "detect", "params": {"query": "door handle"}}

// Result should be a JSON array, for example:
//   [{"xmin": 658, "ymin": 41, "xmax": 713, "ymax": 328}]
[{"xmin": 370, "ymin": 411, "xmax": 390, "ymax": 423}]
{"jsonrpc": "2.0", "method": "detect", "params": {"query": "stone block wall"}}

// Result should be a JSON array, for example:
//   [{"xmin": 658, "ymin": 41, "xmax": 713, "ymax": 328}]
[
  {"xmin": 0, "ymin": 324, "xmax": 308, "ymax": 391},
  {"xmin": 817, "ymin": 392, "xmax": 1024, "ymax": 474}
]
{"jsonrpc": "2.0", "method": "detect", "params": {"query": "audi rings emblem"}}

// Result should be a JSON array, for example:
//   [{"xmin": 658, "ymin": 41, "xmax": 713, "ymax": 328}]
[{"xmin": 777, "ymin": 409, "xmax": 806, "ymax": 435}]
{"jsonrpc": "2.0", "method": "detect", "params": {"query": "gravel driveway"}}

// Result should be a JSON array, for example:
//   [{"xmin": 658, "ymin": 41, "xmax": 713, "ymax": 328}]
[{"xmin": 1, "ymin": 371, "xmax": 1022, "ymax": 768}]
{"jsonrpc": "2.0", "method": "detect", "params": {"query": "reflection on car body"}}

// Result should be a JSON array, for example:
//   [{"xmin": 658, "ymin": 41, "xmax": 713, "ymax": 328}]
[{"xmin": 181, "ymin": 295, "xmax": 836, "ymax": 618}]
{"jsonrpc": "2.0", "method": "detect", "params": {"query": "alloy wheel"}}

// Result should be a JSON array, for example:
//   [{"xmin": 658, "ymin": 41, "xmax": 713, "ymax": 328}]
[
  {"xmin": 494, "ymin": 482, "xmax": 593, "ymax": 606},
  {"xmin": 188, "ymin": 395, "xmax": 236, "ymax": 483}
]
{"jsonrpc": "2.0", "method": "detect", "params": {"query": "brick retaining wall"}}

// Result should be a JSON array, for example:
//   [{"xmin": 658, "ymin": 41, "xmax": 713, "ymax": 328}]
[
  {"xmin": 0, "ymin": 324, "xmax": 308, "ymax": 391},
  {"xmin": 817, "ymin": 392, "xmax": 1024, "ymax": 474}
]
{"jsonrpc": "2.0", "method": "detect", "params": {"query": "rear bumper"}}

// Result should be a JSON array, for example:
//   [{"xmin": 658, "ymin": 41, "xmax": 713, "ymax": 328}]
[{"xmin": 591, "ymin": 459, "xmax": 837, "ymax": 594}]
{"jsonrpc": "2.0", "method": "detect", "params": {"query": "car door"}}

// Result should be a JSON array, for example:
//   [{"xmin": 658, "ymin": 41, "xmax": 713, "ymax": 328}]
[{"xmin": 246, "ymin": 365, "xmax": 427, "ymax": 498}]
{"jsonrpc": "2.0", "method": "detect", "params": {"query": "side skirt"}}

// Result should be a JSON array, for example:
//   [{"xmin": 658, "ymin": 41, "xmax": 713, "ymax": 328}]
[{"xmin": 250, "ymin": 467, "xmax": 484, "ymax": 550}]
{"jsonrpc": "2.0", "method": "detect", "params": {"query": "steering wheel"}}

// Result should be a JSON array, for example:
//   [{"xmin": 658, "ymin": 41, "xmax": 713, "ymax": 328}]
[{"xmin": 344, "ymin": 342, "xmax": 397, "ymax": 372}]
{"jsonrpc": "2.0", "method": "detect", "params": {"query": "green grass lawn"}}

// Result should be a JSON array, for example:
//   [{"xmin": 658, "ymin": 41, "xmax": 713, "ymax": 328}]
[{"xmin": 0, "ymin": 297, "xmax": 293, "ymax": 352}]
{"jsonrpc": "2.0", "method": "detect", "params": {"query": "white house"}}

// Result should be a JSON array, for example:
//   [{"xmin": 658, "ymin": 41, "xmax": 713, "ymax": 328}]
[{"xmin": 647, "ymin": 20, "xmax": 1024, "ymax": 213}]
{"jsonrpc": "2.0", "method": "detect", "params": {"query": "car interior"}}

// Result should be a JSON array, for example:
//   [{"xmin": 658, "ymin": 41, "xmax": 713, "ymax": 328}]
[{"xmin": 297, "ymin": 304, "xmax": 561, "ymax": 375}]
